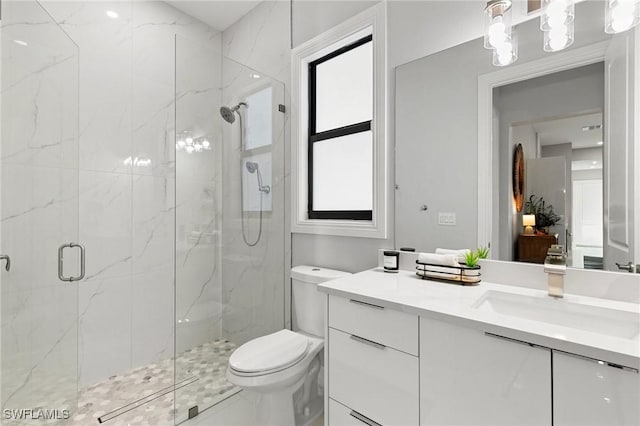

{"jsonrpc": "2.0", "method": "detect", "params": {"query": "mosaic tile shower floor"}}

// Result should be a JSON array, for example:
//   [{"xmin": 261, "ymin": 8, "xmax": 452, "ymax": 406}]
[{"xmin": 71, "ymin": 339, "xmax": 239, "ymax": 426}]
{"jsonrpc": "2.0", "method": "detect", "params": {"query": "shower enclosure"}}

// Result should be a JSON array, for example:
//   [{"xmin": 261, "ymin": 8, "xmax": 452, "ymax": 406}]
[
  {"xmin": 173, "ymin": 35, "xmax": 286, "ymax": 423},
  {"xmin": 1, "ymin": 1, "xmax": 80, "ymax": 420},
  {"xmin": 1, "ymin": 2, "xmax": 286, "ymax": 424}
]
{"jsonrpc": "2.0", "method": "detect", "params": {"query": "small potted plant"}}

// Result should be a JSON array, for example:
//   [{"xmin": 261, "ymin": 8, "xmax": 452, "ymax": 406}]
[{"xmin": 524, "ymin": 195, "xmax": 561, "ymax": 234}]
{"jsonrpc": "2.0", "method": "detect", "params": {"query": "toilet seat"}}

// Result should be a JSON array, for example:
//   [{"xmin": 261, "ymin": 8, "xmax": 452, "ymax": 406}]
[{"xmin": 229, "ymin": 329, "xmax": 310, "ymax": 377}]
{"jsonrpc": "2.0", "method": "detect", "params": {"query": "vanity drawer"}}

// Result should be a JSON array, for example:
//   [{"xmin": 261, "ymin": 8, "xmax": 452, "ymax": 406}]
[
  {"xmin": 329, "ymin": 398, "xmax": 382, "ymax": 426},
  {"xmin": 328, "ymin": 328, "xmax": 419, "ymax": 426},
  {"xmin": 328, "ymin": 295, "xmax": 418, "ymax": 355}
]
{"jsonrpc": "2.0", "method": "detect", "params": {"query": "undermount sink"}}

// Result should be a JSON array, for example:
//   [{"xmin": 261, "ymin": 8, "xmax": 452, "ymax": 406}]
[{"xmin": 473, "ymin": 290, "xmax": 640, "ymax": 339}]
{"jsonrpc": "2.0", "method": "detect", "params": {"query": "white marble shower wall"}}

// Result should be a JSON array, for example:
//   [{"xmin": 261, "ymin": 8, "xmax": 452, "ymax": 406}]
[
  {"xmin": 175, "ymin": 35, "xmax": 223, "ymax": 354},
  {"xmin": 1, "ymin": 0, "xmax": 80, "ymax": 411},
  {"xmin": 37, "ymin": 0, "xmax": 221, "ymax": 388},
  {"xmin": 220, "ymin": 1, "xmax": 290, "ymax": 345}
]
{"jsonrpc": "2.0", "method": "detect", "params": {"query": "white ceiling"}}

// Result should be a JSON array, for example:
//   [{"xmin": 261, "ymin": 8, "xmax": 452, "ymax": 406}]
[
  {"xmin": 533, "ymin": 112, "xmax": 603, "ymax": 150},
  {"xmin": 166, "ymin": 0, "xmax": 263, "ymax": 32}
]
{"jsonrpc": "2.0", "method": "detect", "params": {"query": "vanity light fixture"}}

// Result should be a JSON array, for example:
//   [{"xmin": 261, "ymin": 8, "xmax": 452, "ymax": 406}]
[
  {"xmin": 541, "ymin": 0, "xmax": 575, "ymax": 52},
  {"xmin": 176, "ymin": 131, "xmax": 212, "ymax": 154},
  {"xmin": 106, "ymin": 10, "xmax": 119, "ymax": 19},
  {"xmin": 485, "ymin": 0, "xmax": 518, "ymax": 66},
  {"xmin": 605, "ymin": 0, "xmax": 640, "ymax": 33}
]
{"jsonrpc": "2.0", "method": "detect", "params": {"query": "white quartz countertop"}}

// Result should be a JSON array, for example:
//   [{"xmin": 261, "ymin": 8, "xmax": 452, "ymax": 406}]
[{"xmin": 318, "ymin": 268, "xmax": 640, "ymax": 369}]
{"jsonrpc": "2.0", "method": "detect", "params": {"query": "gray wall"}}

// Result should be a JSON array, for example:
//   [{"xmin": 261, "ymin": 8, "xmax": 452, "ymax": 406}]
[
  {"xmin": 495, "ymin": 63, "xmax": 605, "ymax": 259},
  {"xmin": 290, "ymin": 1, "xmax": 608, "ymax": 273},
  {"xmin": 394, "ymin": 1, "xmax": 610, "ymax": 255},
  {"xmin": 291, "ymin": 0, "xmax": 390, "ymax": 273},
  {"xmin": 289, "ymin": 1, "xmax": 532, "ymax": 273}
]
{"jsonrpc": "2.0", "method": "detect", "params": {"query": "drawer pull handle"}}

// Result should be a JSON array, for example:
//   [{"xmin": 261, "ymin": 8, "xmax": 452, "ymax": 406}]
[
  {"xmin": 350, "ymin": 334, "xmax": 386, "ymax": 350},
  {"xmin": 349, "ymin": 299, "xmax": 384, "ymax": 310},
  {"xmin": 349, "ymin": 410, "xmax": 382, "ymax": 426},
  {"xmin": 484, "ymin": 332, "xmax": 547, "ymax": 350},
  {"xmin": 553, "ymin": 350, "xmax": 639, "ymax": 374}
]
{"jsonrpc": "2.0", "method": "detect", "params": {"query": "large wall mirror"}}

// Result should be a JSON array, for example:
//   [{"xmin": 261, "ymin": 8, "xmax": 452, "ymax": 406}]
[{"xmin": 395, "ymin": 1, "xmax": 638, "ymax": 273}]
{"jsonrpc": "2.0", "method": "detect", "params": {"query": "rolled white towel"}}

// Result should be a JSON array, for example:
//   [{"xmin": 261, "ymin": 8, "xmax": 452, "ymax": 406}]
[
  {"xmin": 436, "ymin": 248, "xmax": 471, "ymax": 263},
  {"xmin": 417, "ymin": 252, "xmax": 460, "ymax": 267}
]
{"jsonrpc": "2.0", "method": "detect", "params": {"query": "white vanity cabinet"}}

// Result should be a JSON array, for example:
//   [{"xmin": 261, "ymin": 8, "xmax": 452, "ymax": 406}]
[
  {"xmin": 324, "ymin": 290, "xmax": 639, "ymax": 426},
  {"xmin": 553, "ymin": 351, "xmax": 640, "ymax": 426},
  {"xmin": 419, "ymin": 317, "xmax": 552, "ymax": 426},
  {"xmin": 326, "ymin": 295, "xmax": 420, "ymax": 426}
]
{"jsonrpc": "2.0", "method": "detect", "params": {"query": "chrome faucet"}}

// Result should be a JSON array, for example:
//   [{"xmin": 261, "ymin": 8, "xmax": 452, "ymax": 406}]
[{"xmin": 544, "ymin": 245, "xmax": 567, "ymax": 298}]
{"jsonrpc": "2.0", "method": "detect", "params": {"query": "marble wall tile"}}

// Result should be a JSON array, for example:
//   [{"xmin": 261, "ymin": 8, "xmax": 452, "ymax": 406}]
[
  {"xmin": 222, "ymin": 1, "xmax": 291, "ymax": 84},
  {"xmin": 1, "ymin": 164, "xmax": 79, "ymax": 294},
  {"xmin": 1, "ymin": 0, "xmax": 81, "ymax": 413},
  {"xmin": 0, "ymin": 13, "xmax": 79, "ymax": 170},
  {"xmin": 132, "ymin": 174, "xmax": 174, "ymax": 275},
  {"xmin": 78, "ymin": 275, "xmax": 131, "ymax": 388},
  {"xmin": 219, "ymin": 0, "xmax": 289, "ymax": 345},
  {"xmin": 79, "ymin": 170, "xmax": 132, "ymax": 281},
  {"xmin": 219, "ymin": 61, "xmax": 287, "ymax": 344},
  {"xmin": 131, "ymin": 269, "xmax": 174, "ymax": 369},
  {"xmin": 175, "ymin": 34, "xmax": 224, "ymax": 353},
  {"xmin": 51, "ymin": 1, "xmax": 135, "ymax": 174}
]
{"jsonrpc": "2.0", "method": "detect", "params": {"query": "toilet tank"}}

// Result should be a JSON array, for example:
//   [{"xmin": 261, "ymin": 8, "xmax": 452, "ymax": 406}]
[{"xmin": 291, "ymin": 265, "xmax": 351, "ymax": 338}]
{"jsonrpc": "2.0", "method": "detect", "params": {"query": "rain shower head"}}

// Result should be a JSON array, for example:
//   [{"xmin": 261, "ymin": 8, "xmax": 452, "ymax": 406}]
[
  {"xmin": 220, "ymin": 106, "xmax": 236, "ymax": 124},
  {"xmin": 219, "ymin": 102, "xmax": 247, "ymax": 124}
]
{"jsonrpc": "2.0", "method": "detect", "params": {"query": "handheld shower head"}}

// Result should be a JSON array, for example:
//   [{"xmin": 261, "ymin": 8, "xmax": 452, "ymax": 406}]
[
  {"xmin": 244, "ymin": 161, "xmax": 270, "ymax": 194},
  {"xmin": 245, "ymin": 161, "xmax": 258, "ymax": 174}
]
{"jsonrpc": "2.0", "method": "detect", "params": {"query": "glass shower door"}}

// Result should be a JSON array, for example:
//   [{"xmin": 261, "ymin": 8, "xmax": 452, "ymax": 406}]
[{"xmin": 1, "ymin": 1, "xmax": 80, "ymax": 423}]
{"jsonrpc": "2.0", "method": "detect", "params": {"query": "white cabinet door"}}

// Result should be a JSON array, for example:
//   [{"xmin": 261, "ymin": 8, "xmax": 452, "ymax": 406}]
[
  {"xmin": 420, "ymin": 318, "xmax": 552, "ymax": 426},
  {"xmin": 554, "ymin": 351, "xmax": 640, "ymax": 426}
]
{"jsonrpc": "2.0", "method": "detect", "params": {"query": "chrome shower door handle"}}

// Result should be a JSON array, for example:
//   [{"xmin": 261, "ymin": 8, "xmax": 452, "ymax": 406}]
[
  {"xmin": 0, "ymin": 255, "xmax": 10, "ymax": 271},
  {"xmin": 58, "ymin": 243, "xmax": 86, "ymax": 282}
]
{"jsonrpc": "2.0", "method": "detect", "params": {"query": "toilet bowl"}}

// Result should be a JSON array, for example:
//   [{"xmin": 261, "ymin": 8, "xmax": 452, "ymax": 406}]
[{"xmin": 226, "ymin": 265, "xmax": 351, "ymax": 426}]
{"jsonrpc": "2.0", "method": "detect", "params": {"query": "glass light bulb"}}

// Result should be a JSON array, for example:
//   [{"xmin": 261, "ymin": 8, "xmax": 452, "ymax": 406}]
[
  {"xmin": 546, "ymin": 12, "xmax": 567, "ymax": 28},
  {"xmin": 488, "ymin": 16, "xmax": 507, "ymax": 48},
  {"xmin": 496, "ymin": 41, "xmax": 513, "ymax": 57},
  {"xmin": 202, "ymin": 140, "xmax": 210, "ymax": 149},
  {"xmin": 546, "ymin": 0, "xmax": 568, "ymax": 17},
  {"xmin": 497, "ymin": 53, "xmax": 512, "ymax": 66},
  {"xmin": 177, "ymin": 140, "xmax": 186, "ymax": 148},
  {"xmin": 612, "ymin": 15, "xmax": 635, "ymax": 31},
  {"xmin": 549, "ymin": 25, "xmax": 568, "ymax": 38},
  {"xmin": 548, "ymin": 35, "xmax": 568, "ymax": 51},
  {"xmin": 186, "ymin": 146, "xmax": 195, "ymax": 154}
]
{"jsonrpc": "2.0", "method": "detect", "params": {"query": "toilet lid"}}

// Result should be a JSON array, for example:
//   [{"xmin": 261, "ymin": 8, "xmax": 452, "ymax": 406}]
[{"xmin": 229, "ymin": 329, "xmax": 310, "ymax": 374}]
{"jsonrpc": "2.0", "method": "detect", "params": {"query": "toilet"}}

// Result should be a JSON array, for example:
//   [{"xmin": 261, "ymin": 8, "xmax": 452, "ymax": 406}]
[{"xmin": 226, "ymin": 265, "xmax": 351, "ymax": 426}]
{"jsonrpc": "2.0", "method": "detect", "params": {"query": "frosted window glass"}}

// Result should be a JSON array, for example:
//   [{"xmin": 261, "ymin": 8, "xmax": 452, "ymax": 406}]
[
  {"xmin": 245, "ymin": 86, "xmax": 272, "ymax": 150},
  {"xmin": 315, "ymin": 41, "xmax": 373, "ymax": 132},
  {"xmin": 313, "ymin": 131, "xmax": 373, "ymax": 211}
]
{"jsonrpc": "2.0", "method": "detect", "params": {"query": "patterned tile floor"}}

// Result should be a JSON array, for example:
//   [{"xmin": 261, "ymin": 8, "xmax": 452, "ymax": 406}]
[{"xmin": 71, "ymin": 339, "xmax": 239, "ymax": 426}]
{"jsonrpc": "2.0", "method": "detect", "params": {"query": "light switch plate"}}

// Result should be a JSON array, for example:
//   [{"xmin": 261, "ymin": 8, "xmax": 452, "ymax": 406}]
[{"xmin": 438, "ymin": 212, "xmax": 456, "ymax": 226}]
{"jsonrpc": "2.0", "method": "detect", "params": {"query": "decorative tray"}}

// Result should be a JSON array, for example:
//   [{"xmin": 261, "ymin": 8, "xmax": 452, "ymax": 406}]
[{"xmin": 415, "ymin": 261, "xmax": 481, "ymax": 285}]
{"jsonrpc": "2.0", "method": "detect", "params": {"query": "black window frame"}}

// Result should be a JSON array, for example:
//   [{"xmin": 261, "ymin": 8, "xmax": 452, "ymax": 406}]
[{"xmin": 307, "ymin": 34, "xmax": 373, "ymax": 221}]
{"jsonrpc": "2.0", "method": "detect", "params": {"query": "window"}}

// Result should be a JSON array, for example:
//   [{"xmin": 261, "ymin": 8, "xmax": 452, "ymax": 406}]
[
  {"xmin": 291, "ymin": 3, "xmax": 387, "ymax": 238},
  {"xmin": 308, "ymin": 36, "xmax": 373, "ymax": 220}
]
